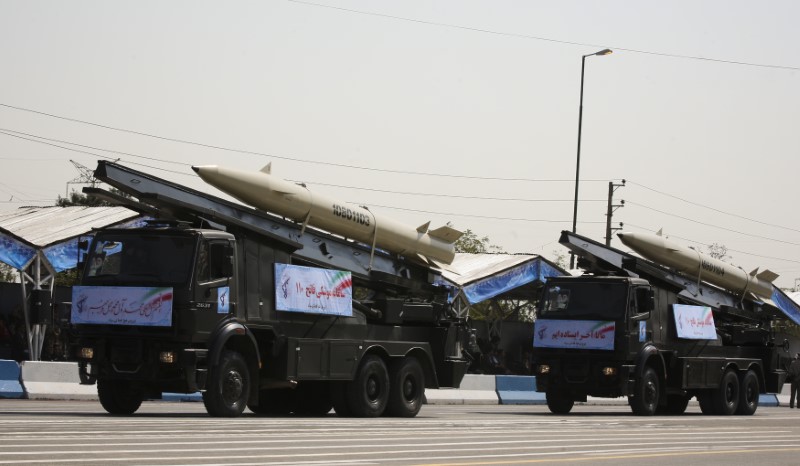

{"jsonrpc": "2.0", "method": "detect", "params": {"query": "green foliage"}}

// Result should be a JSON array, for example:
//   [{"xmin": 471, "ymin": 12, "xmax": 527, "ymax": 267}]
[
  {"xmin": 550, "ymin": 249, "xmax": 568, "ymax": 269},
  {"xmin": 56, "ymin": 190, "xmax": 109, "ymax": 207},
  {"xmin": 0, "ymin": 263, "xmax": 17, "ymax": 282},
  {"xmin": 452, "ymin": 227, "xmax": 503, "ymax": 254},
  {"xmin": 706, "ymin": 243, "xmax": 730, "ymax": 262}
]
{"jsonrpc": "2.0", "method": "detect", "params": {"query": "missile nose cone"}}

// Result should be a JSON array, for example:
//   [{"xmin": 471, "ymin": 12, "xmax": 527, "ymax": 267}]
[{"xmin": 191, "ymin": 166, "xmax": 200, "ymax": 174}]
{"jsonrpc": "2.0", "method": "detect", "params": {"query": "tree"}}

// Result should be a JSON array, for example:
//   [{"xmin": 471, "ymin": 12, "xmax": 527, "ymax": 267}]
[
  {"xmin": 56, "ymin": 190, "xmax": 109, "ymax": 207},
  {"xmin": 452, "ymin": 226, "xmax": 503, "ymax": 254},
  {"xmin": 0, "ymin": 262, "xmax": 16, "ymax": 283},
  {"xmin": 707, "ymin": 243, "xmax": 731, "ymax": 262},
  {"xmin": 550, "ymin": 249, "xmax": 568, "ymax": 270}
]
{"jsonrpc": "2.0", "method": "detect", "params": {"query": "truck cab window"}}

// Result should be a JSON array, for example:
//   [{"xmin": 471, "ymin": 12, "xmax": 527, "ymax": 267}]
[{"xmin": 197, "ymin": 241, "xmax": 231, "ymax": 283}]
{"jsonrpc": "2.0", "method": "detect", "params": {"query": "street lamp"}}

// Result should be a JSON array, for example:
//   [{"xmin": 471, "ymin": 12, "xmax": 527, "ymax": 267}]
[{"xmin": 570, "ymin": 48, "xmax": 612, "ymax": 269}]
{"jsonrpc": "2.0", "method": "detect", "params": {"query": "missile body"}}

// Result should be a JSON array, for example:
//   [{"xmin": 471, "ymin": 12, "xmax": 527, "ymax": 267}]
[
  {"xmin": 192, "ymin": 165, "xmax": 462, "ymax": 265},
  {"xmin": 617, "ymin": 231, "xmax": 777, "ymax": 299}
]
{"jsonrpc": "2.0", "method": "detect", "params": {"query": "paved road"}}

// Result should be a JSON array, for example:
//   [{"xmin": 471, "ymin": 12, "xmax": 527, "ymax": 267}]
[{"xmin": 1, "ymin": 399, "xmax": 800, "ymax": 465}]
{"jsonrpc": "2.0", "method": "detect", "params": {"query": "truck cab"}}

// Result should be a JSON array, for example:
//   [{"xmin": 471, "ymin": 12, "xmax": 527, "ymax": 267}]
[{"xmin": 533, "ymin": 276, "xmax": 657, "ymax": 413}]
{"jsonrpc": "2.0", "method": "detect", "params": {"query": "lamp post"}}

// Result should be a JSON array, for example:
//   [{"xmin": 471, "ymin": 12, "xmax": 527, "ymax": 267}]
[{"xmin": 570, "ymin": 48, "xmax": 612, "ymax": 269}]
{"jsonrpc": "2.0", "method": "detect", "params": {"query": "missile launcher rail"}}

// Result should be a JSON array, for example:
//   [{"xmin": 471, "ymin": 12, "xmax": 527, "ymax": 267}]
[
  {"xmin": 87, "ymin": 160, "xmax": 439, "ymax": 293},
  {"xmin": 559, "ymin": 230, "xmax": 800, "ymax": 326}
]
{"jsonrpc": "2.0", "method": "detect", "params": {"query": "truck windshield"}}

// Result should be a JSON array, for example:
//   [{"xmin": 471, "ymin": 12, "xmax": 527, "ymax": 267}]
[
  {"xmin": 83, "ymin": 233, "xmax": 195, "ymax": 285},
  {"xmin": 539, "ymin": 282, "xmax": 628, "ymax": 320}
]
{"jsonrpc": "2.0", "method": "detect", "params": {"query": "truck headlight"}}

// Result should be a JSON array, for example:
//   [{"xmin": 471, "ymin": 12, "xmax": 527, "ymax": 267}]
[
  {"xmin": 538, "ymin": 364, "xmax": 551, "ymax": 374},
  {"xmin": 602, "ymin": 367, "xmax": 617, "ymax": 376},
  {"xmin": 79, "ymin": 347, "xmax": 94, "ymax": 359},
  {"xmin": 159, "ymin": 351, "xmax": 176, "ymax": 364}
]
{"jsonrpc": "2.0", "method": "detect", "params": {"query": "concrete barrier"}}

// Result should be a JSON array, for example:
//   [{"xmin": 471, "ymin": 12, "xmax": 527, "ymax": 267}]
[
  {"xmin": 495, "ymin": 375, "xmax": 546, "ymax": 405},
  {"xmin": 424, "ymin": 374, "xmax": 499, "ymax": 405},
  {"xmin": 20, "ymin": 361, "xmax": 98, "ymax": 400},
  {"xmin": 0, "ymin": 360, "xmax": 24, "ymax": 399}
]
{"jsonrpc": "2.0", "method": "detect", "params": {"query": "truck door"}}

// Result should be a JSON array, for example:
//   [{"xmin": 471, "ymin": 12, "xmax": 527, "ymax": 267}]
[
  {"xmin": 628, "ymin": 287, "xmax": 653, "ymax": 352},
  {"xmin": 194, "ymin": 239, "xmax": 235, "ymax": 336}
]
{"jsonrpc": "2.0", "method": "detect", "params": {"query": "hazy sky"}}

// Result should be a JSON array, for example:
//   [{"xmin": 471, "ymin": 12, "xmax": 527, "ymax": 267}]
[{"xmin": 1, "ymin": 1, "xmax": 798, "ymax": 288}]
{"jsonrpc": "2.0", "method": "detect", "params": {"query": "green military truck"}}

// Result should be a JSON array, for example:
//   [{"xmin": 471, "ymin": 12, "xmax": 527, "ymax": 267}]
[{"xmin": 70, "ymin": 161, "xmax": 469, "ymax": 417}]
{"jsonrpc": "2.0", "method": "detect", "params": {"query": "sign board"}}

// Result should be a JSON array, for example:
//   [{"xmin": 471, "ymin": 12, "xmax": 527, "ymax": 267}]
[
  {"xmin": 534, "ymin": 319, "xmax": 615, "ymax": 351},
  {"xmin": 673, "ymin": 304, "xmax": 717, "ymax": 340},
  {"xmin": 275, "ymin": 264, "xmax": 353, "ymax": 317},
  {"xmin": 71, "ymin": 286, "xmax": 173, "ymax": 327}
]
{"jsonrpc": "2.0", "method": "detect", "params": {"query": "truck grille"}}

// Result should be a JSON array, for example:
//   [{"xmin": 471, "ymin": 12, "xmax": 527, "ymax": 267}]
[{"xmin": 564, "ymin": 361, "xmax": 590, "ymax": 383}]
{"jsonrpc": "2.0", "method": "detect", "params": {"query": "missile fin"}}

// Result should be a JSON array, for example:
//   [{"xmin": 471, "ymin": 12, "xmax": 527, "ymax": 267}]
[
  {"xmin": 416, "ymin": 221, "xmax": 431, "ymax": 233},
  {"xmin": 260, "ymin": 163, "xmax": 272, "ymax": 175},
  {"xmin": 428, "ymin": 225, "xmax": 463, "ymax": 243},
  {"xmin": 656, "ymin": 228, "xmax": 663, "ymax": 236},
  {"xmin": 756, "ymin": 269, "xmax": 780, "ymax": 283}
]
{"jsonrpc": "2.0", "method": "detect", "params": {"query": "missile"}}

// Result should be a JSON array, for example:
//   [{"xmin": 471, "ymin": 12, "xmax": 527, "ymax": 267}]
[
  {"xmin": 617, "ymin": 231, "xmax": 778, "ymax": 299},
  {"xmin": 191, "ymin": 164, "xmax": 462, "ymax": 265}
]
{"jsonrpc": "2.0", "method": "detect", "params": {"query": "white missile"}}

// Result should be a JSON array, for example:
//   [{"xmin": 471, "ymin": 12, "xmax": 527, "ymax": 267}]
[
  {"xmin": 617, "ymin": 231, "xmax": 778, "ymax": 299},
  {"xmin": 192, "ymin": 164, "xmax": 462, "ymax": 265}
]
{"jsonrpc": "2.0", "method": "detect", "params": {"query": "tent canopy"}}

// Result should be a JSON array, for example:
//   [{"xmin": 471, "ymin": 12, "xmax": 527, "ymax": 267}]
[
  {"xmin": 0, "ymin": 206, "xmax": 142, "ymax": 272},
  {"xmin": 440, "ymin": 253, "xmax": 567, "ymax": 305}
]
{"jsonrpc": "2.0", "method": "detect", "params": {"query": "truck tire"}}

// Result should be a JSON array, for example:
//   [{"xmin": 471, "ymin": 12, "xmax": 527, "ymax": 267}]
[
  {"xmin": 385, "ymin": 357, "xmax": 425, "ymax": 417},
  {"xmin": 546, "ymin": 389, "xmax": 574, "ymax": 414},
  {"xmin": 736, "ymin": 370, "xmax": 759, "ymax": 415},
  {"xmin": 630, "ymin": 367, "xmax": 660, "ymax": 416},
  {"xmin": 203, "ymin": 349, "xmax": 250, "ymax": 417},
  {"xmin": 97, "ymin": 379, "xmax": 143, "ymax": 415},
  {"xmin": 346, "ymin": 355, "xmax": 390, "ymax": 417},
  {"xmin": 712, "ymin": 369, "xmax": 739, "ymax": 415}
]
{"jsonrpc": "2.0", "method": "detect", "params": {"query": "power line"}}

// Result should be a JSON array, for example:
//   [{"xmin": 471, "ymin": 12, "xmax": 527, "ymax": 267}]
[
  {"xmin": 628, "ymin": 180, "xmax": 800, "ymax": 235},
  {"xmin": 367, "ymin": 203, "xmax": 605, "ymax": 224},
  {"xmin": 626, "ymin": 200, "xmax": 800, "ymax": 247},
  {"xmin": 0, "ymin": 102, "xmax": 612, "ymax": 182},
  {"xmin": 288, "ymin": 0, "xmax": 800, "ymax": 71},
  {"xmin": 300, "ymin": 179, "xmax": 606, "ymax": 203},
  {"xmin": 624, "ymin": 223, "xmax": 800, "ymax": 266}
]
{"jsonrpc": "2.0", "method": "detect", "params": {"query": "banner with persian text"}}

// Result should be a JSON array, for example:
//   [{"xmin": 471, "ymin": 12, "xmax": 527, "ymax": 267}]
[
  {"xmin": 533, "ymin": 319, "xmax": 616, "ymax": 351},
  {"xmin": 275, "ymin": 264, "xmax": 352, "ymax": 316},
  {"xmin": 71, "ymin": 286, "xmax": 173, "ymax": 327}
]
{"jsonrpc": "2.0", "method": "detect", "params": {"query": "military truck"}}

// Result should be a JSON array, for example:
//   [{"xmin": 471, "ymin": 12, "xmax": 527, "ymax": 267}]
[
  {"xmin": 70, "ymin": 161, "xmax": 469, "ymax": 417},
  {"xmin": 532, "ymin": 231, "xmax": 800, "ymax": 416}
]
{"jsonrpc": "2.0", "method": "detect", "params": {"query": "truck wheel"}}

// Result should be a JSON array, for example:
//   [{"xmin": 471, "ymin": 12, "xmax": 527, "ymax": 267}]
[
  {"xmin": 293, "ymin": 382, "xmax": 334, "ymax": 416},
  {"xmin": 630, "ymin": 367, "xmax": 659, "ymax": 416},
  {"xmin": 97, "ymin": 379, "xmax": 143, "ymax": 415},
  {"xmin": 712, "ymin": 369, "xmax": 740, "ymax": 415},
  {"xmin": 657, "ymin": 394, "xmax": 690, "ymax": 415},
  {"xmin": 346, "ymin": 355, "xmax": 390, "ymax": 417},
  {"xmin": 546, "ymin": 389, "xmax": 574, "ymax": 414},
  {"xmin": 203, "ymin": 349, "xmax": 250, "ymax": 417},
  {"xmin": 385, "ymin": 357, "xmax": 425, "ymax": 417},
  {"xmin": 736, "ymin": 370, "xmax": 759, "ymax": 415}
]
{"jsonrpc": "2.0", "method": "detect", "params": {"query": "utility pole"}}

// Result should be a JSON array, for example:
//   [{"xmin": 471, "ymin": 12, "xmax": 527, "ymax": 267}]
[
  {"xmin": 605, "ymin": 180, "xmax": 625, "ymax": 246},
  {"xmin": 65, "ymin": 160, "xmax": 97, "ymax": 197}
]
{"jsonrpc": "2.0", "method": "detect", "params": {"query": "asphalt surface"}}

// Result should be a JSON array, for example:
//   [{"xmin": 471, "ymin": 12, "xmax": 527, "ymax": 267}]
[{"xmin": 1, "ymin": 399, "xmax": 800, "ymax": 465}]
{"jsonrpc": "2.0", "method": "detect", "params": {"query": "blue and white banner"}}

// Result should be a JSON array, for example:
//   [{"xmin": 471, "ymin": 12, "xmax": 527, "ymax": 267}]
[
  {"xmin": 71, "ymin": 286, "xmax": 173, "ymax": 327},
  {"xmin": 673, "ymin": 304, "xmax": 716, "ymax": 340},
  {"xmin": 534, "ymin": 319, "xmax": 616, "ymax": 351},
  {"xmin": 275, "ymin": 264, "xmax": 352, "ymax": 316}
]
